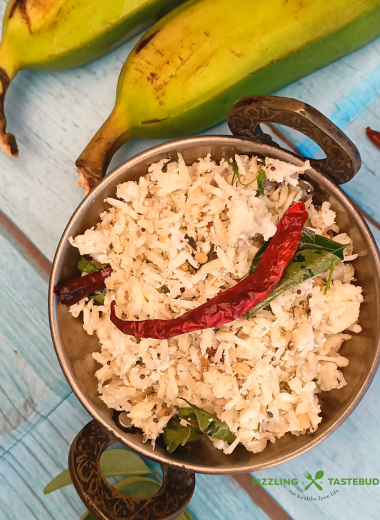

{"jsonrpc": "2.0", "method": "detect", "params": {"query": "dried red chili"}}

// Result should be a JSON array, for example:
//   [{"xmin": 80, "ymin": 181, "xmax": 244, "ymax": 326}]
[
  {"xmin": 366, "ymin": 127, "xmax": 380, "ymax": 149},
  {"xmin": 54, "ymin": 266, "xmax": 112, "ymax": 306},
  {"xmin": 110, "ymin": 202, "xmax": 308, "ymax": 339}
]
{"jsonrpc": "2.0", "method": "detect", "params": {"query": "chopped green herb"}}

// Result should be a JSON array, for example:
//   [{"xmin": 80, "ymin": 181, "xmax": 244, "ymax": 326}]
[
  {"xmin": 44, "ymin": 449, "xmax": 154, "ymax": 494},
  {"xmin": 213, "ymin": 327, "xmax": 220, "ymax": 333},
  {"xmin": 323, "ymin": 262, "xmax": 335, "ymax": 295},
  {"xmin": 254, "ymin": 422, "xmax": 260, "ymax": 433},
  {"xmin": 227, "ymin": 157, "xmax": 257, "ymax": 188},
  {"xmin": 78, "ymin": 257, "xmax": 108, "ymax": 273},
  {"xmin": 184, "ymin": 234, "xmax": 197, "ymax": 250},
  {"xmin": 255, "ymin": 169, "xmax": 266, "ymax": 196},
  {"xmin": 161, "ymin": 156, "xmax": 178, "ymax": 173},
  {"xmin": 227, "ymin": 157, "xmax": 240, "ymax": 185},
  {"xmin": 159, "ymin": 285, "xmax": 170, "ymax": 294},
  {"xmin": 312, "ymin": 378, "xmax": 318, "ymax": 382},
  {"xmin": 282, "ymin": 382, "xmax": 291, "ymax": 393}
]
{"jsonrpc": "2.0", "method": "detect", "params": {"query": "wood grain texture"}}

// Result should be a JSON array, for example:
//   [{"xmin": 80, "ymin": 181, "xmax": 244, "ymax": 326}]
[
  {"xmin": 0, "ymin": 234, "xmax": 69, "ymax": 456},
  {"xmin": 0, "ymin": 209, "xmax": 51, "ymax": 281},
  {"xmin": 0, "ymin": 394, "xmax": 274, "ymax": 520},
  {"xmin": 1, "ymin": 0, "xmax": 380, "ymax": 518},
  {"xmin": 231, "ymin": 474, "xmax": 293, "ymax": 520}
]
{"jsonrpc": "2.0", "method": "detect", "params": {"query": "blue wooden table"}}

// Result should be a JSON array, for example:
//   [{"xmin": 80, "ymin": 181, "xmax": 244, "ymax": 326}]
[{"xmin": 1, "ymin": 1, "xmax": 380, "ymax": 517}]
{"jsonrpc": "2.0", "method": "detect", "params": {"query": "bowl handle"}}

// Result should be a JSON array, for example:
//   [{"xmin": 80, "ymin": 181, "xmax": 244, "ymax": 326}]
[
  {"xmin": 69, "ymin": 420, "xmax": 195, "ymax": 520},
  {"xmin": 227, "ymin": 95, "xmax": 361, "ymax": 184}
]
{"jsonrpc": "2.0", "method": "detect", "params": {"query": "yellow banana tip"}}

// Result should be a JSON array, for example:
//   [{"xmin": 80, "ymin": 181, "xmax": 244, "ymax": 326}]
[
  {"xmin": 76, "ymin": 160, "xmax": 100, "ymax": 194},
  {"xmin": 0, "ymin": 68, "xmax": 18, "ymax": 157}
]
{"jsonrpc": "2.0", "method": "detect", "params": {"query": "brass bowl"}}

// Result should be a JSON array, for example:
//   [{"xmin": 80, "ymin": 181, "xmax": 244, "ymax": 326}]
[{"xmin": 49, "ymin": 96, "xmax": 380, "ymax": 520}]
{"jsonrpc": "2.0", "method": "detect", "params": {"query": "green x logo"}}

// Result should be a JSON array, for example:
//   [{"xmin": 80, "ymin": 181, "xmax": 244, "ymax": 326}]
[{"xmin": 303, "ymin": 470, "xmax": 324, "ymax": 491}]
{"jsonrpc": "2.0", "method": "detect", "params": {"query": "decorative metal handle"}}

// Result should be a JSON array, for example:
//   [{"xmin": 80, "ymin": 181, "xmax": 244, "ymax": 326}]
[
  {"xmin": 227, "ymin": 95, "xmax": 361, "ymax": 184},
  {"xmin": 69, "ymin": 420, "xmax": 195, "ymax": 520}
]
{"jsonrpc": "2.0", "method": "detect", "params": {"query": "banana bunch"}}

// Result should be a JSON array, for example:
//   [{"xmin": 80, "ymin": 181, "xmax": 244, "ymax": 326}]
[
  {"xmin": 77, "ymin": 0, "xmax": 380, "ymax": 192},
  {"xmin": 0, "ymin": 0, "xmax": 184, "ymax": 157}
]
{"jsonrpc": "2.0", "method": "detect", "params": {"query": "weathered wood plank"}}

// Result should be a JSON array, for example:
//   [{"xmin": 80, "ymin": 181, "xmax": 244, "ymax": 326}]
[
  {"xmin": 0, "ymin": 393, "xmax": 273, "ymax": 520},
  {"xmin": 0, "ymin": 394, "xmax": 87, "ymax": 520},
  {"xmin": 0, "ymin": 233, "xmax": 69, "ymax": 454}
]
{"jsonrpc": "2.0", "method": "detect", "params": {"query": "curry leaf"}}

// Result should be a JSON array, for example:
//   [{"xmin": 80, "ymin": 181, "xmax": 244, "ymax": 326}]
[
  {"xmin": 249, "ymin": 228, "xmax": 346, "ymax": 275},
  {"xmin": 44, "ymin": 449, "xmax": 153, "ymax": 494},
  {"xmin": 179, "ymin": 401, "xmax": 236, "ymax": 444},
  {"xmin": 245, "ymin": 229, "xmax": 347, "ymax": 319},
  {"xmin": 184, "ymin": 234, "xmax": 197, "ymax": 251},
  {"xmin": 78, "ymin": 257, "xmax": 108, "ymax": 273},
  {"xmin": 246, "ymin": 249, "xmax": 342, "ymax": 319},
  {"xmin": 89, "ymin": 286, "xmax": 106, "ymax": 304},
  {"xmin": 163, "ymin": 418, "xmax": 204, "ymax": 454},
  {"xmin": 298, "ymin": 228, "xmax": 346, "ymax": 260}
]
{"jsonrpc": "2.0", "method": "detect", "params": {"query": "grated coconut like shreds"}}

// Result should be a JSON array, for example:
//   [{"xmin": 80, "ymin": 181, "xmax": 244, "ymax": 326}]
[{"xmin": 68, "ymin": 153, "xmax": 363, "ymax": 454}]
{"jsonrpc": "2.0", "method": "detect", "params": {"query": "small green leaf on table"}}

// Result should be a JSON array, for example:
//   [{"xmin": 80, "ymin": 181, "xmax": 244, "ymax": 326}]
[{"xmin": 44, "ymin": 449, "xmax": 154, "ymax": 494}]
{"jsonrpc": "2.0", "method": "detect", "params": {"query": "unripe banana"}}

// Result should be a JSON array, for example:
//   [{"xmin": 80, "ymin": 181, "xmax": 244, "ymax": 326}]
[
  {"xmin": 77, "ymin": 0, "xmax": 380, "ymax": 193},
  {"xmin": 0, "ymin": 0, "xmax": 184, "ymax": 157}
]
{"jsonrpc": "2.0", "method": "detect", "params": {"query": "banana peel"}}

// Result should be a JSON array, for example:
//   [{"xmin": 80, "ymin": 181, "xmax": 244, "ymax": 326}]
[
  {"xmin": 0, "ymin": 0, "xmax": 184, "ymax": 157},
  {"xmin": 76, "ymin": 0, "xmax": 380, "ymax": 193}
]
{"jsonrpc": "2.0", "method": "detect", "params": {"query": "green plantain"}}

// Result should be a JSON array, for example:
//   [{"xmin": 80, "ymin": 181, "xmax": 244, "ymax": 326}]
[
  {"xmin": 76, "ymin": 0, "xmax": 380, "ymax": 193},
  {"xmin": 0, "ymin": 0, "xmax": 184, "ymax": 157}
]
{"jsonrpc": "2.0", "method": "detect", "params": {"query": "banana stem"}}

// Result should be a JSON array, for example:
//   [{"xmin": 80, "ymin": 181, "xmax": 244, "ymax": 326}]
[
  {"xmin": 76, "ymin": 111, "xmax": 130, "ymax": 194},
  {"xmin": 0, "ymin": 43, "xmax": 19, "ymax": 157}
]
